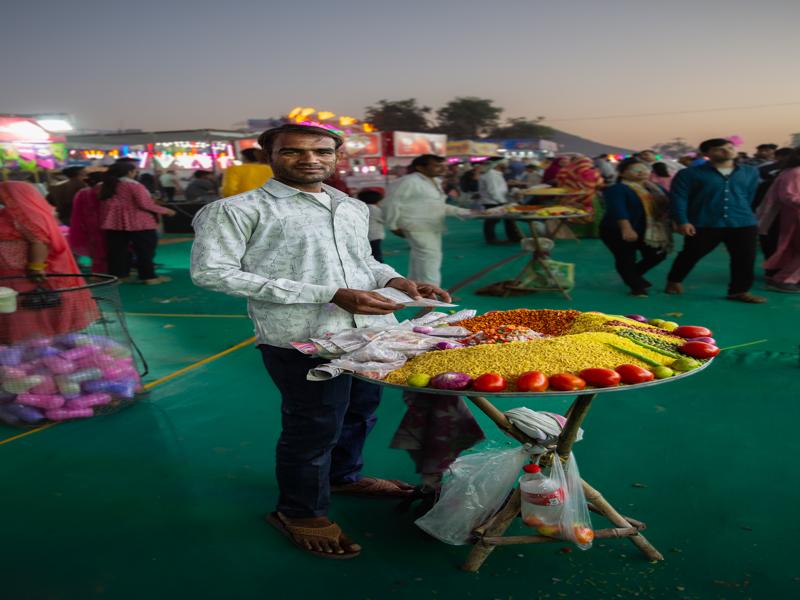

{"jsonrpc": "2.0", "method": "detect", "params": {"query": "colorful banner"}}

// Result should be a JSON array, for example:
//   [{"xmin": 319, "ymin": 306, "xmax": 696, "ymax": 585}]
[
  {"xmin": 392, "ymin": 131, "xmax": 447, "ymax": 157},
  {"xmin": 344, "ymin": 133, "xmax": 382, "ymax": 157}
]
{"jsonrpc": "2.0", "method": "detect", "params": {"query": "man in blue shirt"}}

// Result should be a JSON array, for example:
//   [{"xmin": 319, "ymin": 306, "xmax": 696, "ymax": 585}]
[{"xmin": 666, "ymin": 138, "xmax": 766, "ymax": 303}]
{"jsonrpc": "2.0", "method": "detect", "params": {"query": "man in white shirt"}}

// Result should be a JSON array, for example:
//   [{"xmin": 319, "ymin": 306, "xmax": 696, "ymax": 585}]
[
  {"xmin": 191, "ymin": 124, "xmax": 449, "ymax": 559},
  {"xmin": 158, "ymin": 169, "xmax": 181, "ymax": 202},
  {"xmin": 479, "ymin": 158, "xmax": 521, "ymax": 244},
  {"xmin": 383, "ymin": 154, "xmax": 472, "ymax": 286}
]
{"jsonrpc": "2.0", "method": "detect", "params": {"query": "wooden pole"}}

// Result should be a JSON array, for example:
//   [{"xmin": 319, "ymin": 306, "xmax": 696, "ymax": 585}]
[
  {"xmin": 466, "ymin": 395, "xmax": 530, "ymax": 444},
  {"xmin": 582, "ymin": 479, "xmax": 664, "ymax": 561},
  {"xmin": 482, "ymin": 527, "xmax": 640, "ymax": 546},
  {"xmin": 461, "ymin": 488, "xmax": 522, "ymax": 572},
  {"xmin": 556, "ymin": 393, "xmax": 594, "ymax": 460}
]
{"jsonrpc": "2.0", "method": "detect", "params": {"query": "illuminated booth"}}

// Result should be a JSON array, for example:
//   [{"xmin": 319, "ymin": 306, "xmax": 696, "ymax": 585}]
[
  {"xmin": 0, "ymin": 116, "xmax": 66, "ymax": 174},
  {"xmin": 67, "ymin": 130, "xmax": 254, "ymax": 233},
  {"xmin": 65, "ymin": 129, "xmax": 253, "ymax": 174}
]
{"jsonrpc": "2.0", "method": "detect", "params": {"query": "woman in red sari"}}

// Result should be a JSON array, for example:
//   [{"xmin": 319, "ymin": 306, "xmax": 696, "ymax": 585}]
[
  {"xmin": 0, "ymin": 181, "xmax": 96, "ymax": 344},
  {"xmin": 555, "ymin": 156, "xmax": 605, "ymax": 213}
]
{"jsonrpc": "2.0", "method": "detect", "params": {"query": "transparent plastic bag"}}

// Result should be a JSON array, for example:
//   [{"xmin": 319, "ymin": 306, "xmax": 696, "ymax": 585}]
[
  {"xmin": 327, "ymin": 357, "xmax": 408, "ymax": 379},
  {"xmin": 415, "ymin": 445, "xmax": 529, "ymax": 545},
  {"xmin": 550, "ymin": 452, "xmax": 594, "ymax": 550}
]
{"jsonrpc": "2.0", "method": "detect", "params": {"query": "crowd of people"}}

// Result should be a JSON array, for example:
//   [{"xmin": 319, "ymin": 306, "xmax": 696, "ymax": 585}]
[
  {"xmin": 373, "ymin": 139, "xmax": 800, "ymax": 300},
  {"xmin": 3, "ymin": 133, "xmax": 796, "ymax": 301}
]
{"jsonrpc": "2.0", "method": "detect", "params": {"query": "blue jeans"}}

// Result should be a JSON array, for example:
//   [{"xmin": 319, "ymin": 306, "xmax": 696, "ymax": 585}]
[{"xmin": 259, "ymin": 345, "xmax": 382, "ymax": 518}]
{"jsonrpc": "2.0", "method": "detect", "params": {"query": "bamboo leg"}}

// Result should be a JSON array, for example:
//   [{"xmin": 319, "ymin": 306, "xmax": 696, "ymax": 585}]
[
  {"xmin": 582, "ymin": 480, "xmax": 664, "ymax": 561},
  {"xmin": 530, "ymin": 219, "xmax": 572, "ymax": 300},
  {"xmin": 462, "ymin": 488, "xmax": 522, "ymax": 572},
  {"xmin": 466, "ymin": 395, "xmax": 529, "ymax": 444},
  {"xmin": 556, "ymin": 394, "xmax": 594, "ymax": 460},
  {"xmin": 483, "ymin": 526, "xmax": 640, "ymax": 546},
  {"xmin": 588, "ymin": 503, "xmax": 646, "ymax": 530}
]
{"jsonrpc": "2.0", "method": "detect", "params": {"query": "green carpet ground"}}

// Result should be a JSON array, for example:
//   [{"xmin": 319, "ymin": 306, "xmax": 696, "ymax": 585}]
[{"xmin": 1, "ymin": 220, "xmax": 798, "ymax": 600}]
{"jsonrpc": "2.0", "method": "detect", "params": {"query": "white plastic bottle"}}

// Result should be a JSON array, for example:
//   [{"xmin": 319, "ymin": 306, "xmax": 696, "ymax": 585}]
[{"xmin": 519, "ymin": 463, "xmax": 565, "ymax": 535}]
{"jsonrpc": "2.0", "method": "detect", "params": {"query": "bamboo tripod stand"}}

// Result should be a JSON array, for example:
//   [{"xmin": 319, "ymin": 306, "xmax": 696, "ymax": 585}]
[
  {"xmin": 461, "ymin": 393, "xmax": 664, "ymax": 572},
  {"xmin": 479, "ymin": 214, "xmax": 580, "ymax": 300}
]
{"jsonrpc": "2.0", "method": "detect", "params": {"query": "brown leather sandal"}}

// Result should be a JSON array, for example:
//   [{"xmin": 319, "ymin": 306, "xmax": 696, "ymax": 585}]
[
  {"xmin": 266, "ymin": 512, "xmax": 361, "ymax": 560},
  {"xmin": 330, "ymin": 477, "xmax": 416, "ymax": 498}
]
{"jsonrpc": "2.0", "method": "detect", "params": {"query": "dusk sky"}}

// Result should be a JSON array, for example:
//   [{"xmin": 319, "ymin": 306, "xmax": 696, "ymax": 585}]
[{"xmin": 4, "ymin": 0, "xmax": 799, "ymax": 151}]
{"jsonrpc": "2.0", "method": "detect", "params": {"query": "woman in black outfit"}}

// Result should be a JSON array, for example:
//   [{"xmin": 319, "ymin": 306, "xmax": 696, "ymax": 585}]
[{"xmin": 600, "ymin": 159, "xmax": 672, "ymax": 297}]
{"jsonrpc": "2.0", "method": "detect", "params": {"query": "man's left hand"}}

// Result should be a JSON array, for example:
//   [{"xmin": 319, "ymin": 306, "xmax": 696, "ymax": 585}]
[
  {"xmin": 386, "ymin": 277, "xmax": 422, "ymax": 300},
  {"xmin": 416, "ymin": 282, "xmax": 452, "ymax": 303}
]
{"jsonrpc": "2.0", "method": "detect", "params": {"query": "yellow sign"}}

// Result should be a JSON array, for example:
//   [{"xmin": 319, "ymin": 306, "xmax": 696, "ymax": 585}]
[{"xmin": 446, "ymin": 140, "xmax": 499, "ymax": 156}]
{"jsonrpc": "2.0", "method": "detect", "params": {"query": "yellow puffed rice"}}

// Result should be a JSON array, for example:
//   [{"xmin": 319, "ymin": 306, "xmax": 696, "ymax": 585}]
[{"xmin": 385, "ymin": 331, "xmax": 673, "ymax": 387}]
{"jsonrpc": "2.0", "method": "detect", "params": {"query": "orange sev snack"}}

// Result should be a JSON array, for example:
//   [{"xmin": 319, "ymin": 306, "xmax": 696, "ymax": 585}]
[{"xmin": 455, "ymin": 309, "xmax": 580, "ymax": 336}]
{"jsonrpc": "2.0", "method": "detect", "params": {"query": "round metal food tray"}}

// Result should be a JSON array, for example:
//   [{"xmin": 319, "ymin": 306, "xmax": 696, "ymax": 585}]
[{"xmin": 353, "ymin": 358, "xmax": 713, "ymax": 398}]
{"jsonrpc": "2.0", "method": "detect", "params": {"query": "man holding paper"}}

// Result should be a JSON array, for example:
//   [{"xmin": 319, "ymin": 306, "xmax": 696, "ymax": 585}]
[{"xmin": 191, "ymin": 123, "xmax": 450, "ymax": 560}]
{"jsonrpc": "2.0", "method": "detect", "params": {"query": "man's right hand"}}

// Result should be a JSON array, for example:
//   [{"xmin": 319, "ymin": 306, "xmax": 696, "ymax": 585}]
[
  {"xmin": 391, "ymin": 229, "xmax": 406, "ymax": 238},
  {"xmin": 678, "ymin": 223, "xmax": 696, "ymax": 236},
  {"xmin": 332, "ymin": 288, "xmax": 405, "ymax": 315}
]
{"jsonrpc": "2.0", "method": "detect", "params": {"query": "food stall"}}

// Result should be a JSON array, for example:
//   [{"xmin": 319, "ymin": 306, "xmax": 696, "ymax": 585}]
[
  {"xmin": 293, "ymin": 305, "xmax": 722, "ymax": 570},
  {"xmin": 0, "ymin": 116, "xmax": 66, "ymax": 173}
]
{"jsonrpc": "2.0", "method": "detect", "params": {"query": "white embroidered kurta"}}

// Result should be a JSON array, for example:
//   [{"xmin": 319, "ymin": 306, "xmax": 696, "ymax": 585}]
[
  {"xmin": 382, "ymin": 173, "xmax": 471, "ymax": 286},
  {"xmin": 383, "ymin": 173, "xmax": 471, "ymax": 233},
  {"xmin": 190, "ymin": 179, "xmax": 402, "ymax": 348}
]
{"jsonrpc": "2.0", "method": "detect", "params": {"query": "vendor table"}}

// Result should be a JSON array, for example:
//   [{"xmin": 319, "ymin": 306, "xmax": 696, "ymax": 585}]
[
  {"xmin": 476, "ymin": 212, "xmax": 586, "ymax": 300},
  {"xmin": 519, "ymin": 190, "xmax": 585, "ymax": 203},
  {"xmin": 356, "ymin": 361, "xmax": 712, "ymax": 572}
]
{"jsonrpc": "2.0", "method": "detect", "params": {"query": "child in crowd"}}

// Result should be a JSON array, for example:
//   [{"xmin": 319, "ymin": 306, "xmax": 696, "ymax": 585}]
[{"xmin": 357, "ymin": 189, "xmax": 385, "ymax": 262}]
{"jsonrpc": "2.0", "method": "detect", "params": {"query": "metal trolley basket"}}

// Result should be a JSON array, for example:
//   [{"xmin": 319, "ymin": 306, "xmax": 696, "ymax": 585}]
[{"xmin": 0, "ymin": 274, "xmax": 148, "ymax": 427}]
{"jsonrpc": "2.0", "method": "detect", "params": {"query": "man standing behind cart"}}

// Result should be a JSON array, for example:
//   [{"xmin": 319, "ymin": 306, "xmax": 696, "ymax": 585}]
[
  {"xmin": 191, "ymin": 123, "xmax": 450, "ymax": 559},
  {"xmin": 479, "ymin": 158, "xmax": 522, "ymax": 244}
]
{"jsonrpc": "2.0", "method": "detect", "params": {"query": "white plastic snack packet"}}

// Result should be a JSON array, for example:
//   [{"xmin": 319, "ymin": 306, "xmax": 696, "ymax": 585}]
[{"xmin": 372, "ymin": 287, "xmax": 457, "ymax": 308}]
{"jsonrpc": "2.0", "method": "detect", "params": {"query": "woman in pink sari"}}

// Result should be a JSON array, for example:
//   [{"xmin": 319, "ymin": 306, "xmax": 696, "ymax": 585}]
[
  {"xmin": 758, "ymin": 149, "xmax": 800, "ymax": 293},
  {"xmin": 0, "ymin": 182, "xmax": 96, "ymax": 343}
]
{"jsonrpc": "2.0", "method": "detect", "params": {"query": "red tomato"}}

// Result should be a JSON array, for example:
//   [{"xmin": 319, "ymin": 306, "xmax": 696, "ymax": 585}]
[
  {"xmin": 515, "ymin": 371, "xmax": 549, "ymax": 392},
  {"xmin": 614, "ymin": 364, "xmax": 655, "ymax": 385},
  {"xmin": 579, "ymin": 368, "xmax": 621, "ymax": 388},
  {"xmin": 472, "ymin": 372, "xmax": 507, "ymax": 392},
  {"xmin": 549, "ymin": 373, "xmax": 586, "ymax": 391},
  {"xmin": 673, "ymin": 325, "xmax": 713, "ymax": 339},
  {"xmin": 679, "ymin": 341, "xmax": 720, "ymax": 359}
]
